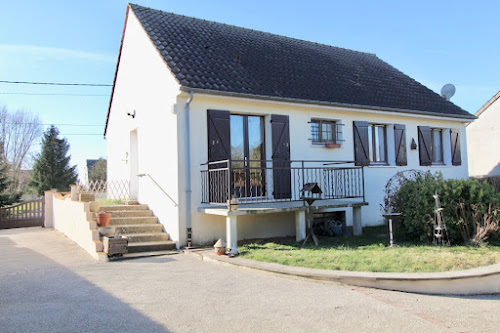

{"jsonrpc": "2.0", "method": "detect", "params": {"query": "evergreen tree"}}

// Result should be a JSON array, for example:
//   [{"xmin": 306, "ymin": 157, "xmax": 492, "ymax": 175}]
[
  {"xmin": 89, "ymin": 158, "xmax": 107, "ymax": 182},
  {"xmin": 29, "ymin": 126, "xmax": 78, "ymax": 196},
  {"xmin": 0, "ymin": 147, "xmax": 12, "ymax": 207}
]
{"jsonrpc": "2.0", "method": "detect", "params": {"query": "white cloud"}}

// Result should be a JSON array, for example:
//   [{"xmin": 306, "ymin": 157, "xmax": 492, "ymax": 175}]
[{"xmin": 0, "ymin": 44, "xmax": 115, "ymax": 62}]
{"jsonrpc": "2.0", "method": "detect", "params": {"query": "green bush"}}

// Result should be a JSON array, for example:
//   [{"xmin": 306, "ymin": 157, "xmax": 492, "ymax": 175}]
[
  {"xmin": 390, "ymin": 172, "xmax": 500, "ymax": 244},
  {"xmin": 476, "ymin": 175, "xmax": 500, "ymax": 194}
]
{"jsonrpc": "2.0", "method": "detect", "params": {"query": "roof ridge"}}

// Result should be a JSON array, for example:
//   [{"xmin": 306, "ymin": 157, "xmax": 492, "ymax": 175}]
[
  {"xmin": 128, "ymin": 3, "xmax": 376, "ymax": 57},
  {"xmin": 475, "ymin": 90, "xmax": 500, "ymax": 117}
]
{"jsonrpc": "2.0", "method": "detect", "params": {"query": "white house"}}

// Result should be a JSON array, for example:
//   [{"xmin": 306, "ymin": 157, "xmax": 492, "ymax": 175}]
[
  {"xmin": 467, "ymin": 91, "xmax": 500, "ymax": 177},
  {"xmin": 105, "ymin": 4, "xmax": 475, "ymax": 253}
]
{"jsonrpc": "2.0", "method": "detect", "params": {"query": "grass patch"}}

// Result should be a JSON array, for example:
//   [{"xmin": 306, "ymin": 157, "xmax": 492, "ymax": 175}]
[
  {"xmin": 239, "ymin": 226, "xmax": 500, "ymax": 273},
  {"xmin": 96, "ymin": 198, "xmax": 125, "ymax": 205}
]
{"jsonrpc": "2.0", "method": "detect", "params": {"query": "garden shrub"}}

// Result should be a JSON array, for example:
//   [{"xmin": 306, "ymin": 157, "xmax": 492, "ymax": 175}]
[
  {"xmin": 385, "ymin": 171, "xmax": 500, "ymax": 244},
  {"xmin": 476, "ymin": 175, "xmax": 500, "ymax": 194}
]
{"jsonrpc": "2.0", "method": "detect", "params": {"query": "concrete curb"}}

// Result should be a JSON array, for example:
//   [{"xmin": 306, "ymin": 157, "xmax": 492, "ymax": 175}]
[{"xmin": 189, "ymin": 250, "xmax": 500, "ymax": 295}]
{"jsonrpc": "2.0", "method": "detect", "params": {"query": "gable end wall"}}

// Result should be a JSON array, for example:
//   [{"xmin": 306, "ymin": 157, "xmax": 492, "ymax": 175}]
[
  {"xmin": 467, "ymin": 96, "xmax": 500, "ymax": 176},
  {"xmin": 106, "ymin": 10, "xmax": 182, "ymax": 245}
]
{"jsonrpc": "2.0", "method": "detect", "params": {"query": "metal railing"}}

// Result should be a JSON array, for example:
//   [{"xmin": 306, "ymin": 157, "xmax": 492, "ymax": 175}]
[
  {"xmin": 200, "ymin": 160, "xmax": 365, "ymax": 208},
  {"xmin": 137, "ymin": 173, "xmax": 178, "ymax": 206}
]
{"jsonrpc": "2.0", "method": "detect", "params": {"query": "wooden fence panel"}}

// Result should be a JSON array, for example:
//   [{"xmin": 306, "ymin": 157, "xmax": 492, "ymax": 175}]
[{"xmin": 0, "ymin": 199, "xmax": 44, "ymax": 229}]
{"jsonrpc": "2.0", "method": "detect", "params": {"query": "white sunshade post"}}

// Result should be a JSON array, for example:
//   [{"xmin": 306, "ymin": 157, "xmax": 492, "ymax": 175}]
[
  {"xmin": 295, "ymin": 210, "xmax": 306, "ymax": 241},
  {"xmin": 226, "ymin": 216, "xmax": 238, "ymax": 255}
]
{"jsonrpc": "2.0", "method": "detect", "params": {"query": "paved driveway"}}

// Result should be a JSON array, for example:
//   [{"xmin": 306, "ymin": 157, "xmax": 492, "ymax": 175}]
[{"xmin": 1, "ymin": 228, "xmax": 499, "ymax": 333}]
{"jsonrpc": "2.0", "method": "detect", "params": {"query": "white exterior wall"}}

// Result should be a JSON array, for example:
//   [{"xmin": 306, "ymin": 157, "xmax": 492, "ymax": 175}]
[
  {"xmin": 106, "ymin": 11, "xmax": 183, "ymax": 245},
  {"xmin": 467, "ymin": 97, "xmax": 500, "ymax": 176},
  {"xmin": 106, "ymin": 12, "xmax": 471, "ymax": 246},
  {"xmin": 186, "ymin": 93, "xmax": 470, "ymax": 245},
  {"xmin": 46, "ymin": 192, "xmax": 102, "ymax": 260}
]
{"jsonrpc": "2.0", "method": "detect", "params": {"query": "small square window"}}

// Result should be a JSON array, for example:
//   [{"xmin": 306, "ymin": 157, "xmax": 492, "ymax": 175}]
[{"xmin": 310, "ymin": 119, "xmax": 339, "ymax": 144}]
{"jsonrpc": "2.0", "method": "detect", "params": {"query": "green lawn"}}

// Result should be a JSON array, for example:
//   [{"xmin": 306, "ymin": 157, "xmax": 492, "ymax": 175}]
[{"xmin": 239, "ymin": 227, "xmax": 500, "ymax": 273}]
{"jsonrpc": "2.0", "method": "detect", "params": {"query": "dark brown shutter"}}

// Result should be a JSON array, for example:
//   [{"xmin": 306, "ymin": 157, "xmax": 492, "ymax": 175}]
[
  {"xmin": 353, "ymin": 121, "xmax": 369, "ymax": 166},
  {"xmin": 207, "ymin": 110, "xmax": 230, "ymax": 202},
  {"xmin": 271, "ymin": 114, "xmax": 291, "ymax": 199},
  {"xmin": 450, "ymin": 129, "xmax": 461, "ymax": 166},
  {"xmin": 394, "ymin": 124, "xmax": 407, "ymax": 166},
  {"xmin": 418, "ymin": 126, "xmax": 432, "ymax": 166},
  {"xmin": 207, "ymin": 110, "xmax": 230, "ymax": 164}
]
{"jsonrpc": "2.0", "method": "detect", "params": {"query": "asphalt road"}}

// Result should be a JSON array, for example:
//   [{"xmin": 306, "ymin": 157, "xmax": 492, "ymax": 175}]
[{"xmin": 1, "ymin": 228, "xmax": 499, "ymax": 333}]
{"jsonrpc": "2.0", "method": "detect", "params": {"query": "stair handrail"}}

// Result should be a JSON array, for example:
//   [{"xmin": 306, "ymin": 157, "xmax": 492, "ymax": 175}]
[{"xmin": 137, "ymin": 174, "xmax": 178, "ymax": 207}]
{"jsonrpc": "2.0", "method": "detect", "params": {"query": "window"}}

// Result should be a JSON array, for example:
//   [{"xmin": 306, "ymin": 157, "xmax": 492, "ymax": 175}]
[
  {"xmin": 310, "ymin": 119, "xmax": 338, "ymax": 144},
  {"xmin": 431, "ymin": 128, "xmax": 443, "ymax": 164},
  {"xmin": 368, "ymin": 124, "xmax": 387, "ymax": 163},
  {"xmin": 418, "ymin": 126, "xmax": 446, "ymax": 166}
]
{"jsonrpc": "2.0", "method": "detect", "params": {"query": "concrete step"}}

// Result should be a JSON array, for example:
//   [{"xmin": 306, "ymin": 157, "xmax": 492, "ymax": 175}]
[
  {"xmin": 108, "ymin": 217, "xmax": 158, "ymax": 226},
  {"xmin": 95, "ymin": 210, "xmax": 153, "ymax": 218},
  {"xmin": 114, "ymin": 224, "xmax": 163, "ymax": 234},
  {"xmin": 127, "ymin": 241, "xmax": 176, "ymax": 253},
  {"xmin": 100, "ymin": 204, "xmax": 149, "ymax": 211},
  {"xmin": 122, "ymin": 232, "xmax": 170, "ymax": 242},
  {"xmin": 110, "ymin": 250, "xmax": 179, "ymax": 260}
]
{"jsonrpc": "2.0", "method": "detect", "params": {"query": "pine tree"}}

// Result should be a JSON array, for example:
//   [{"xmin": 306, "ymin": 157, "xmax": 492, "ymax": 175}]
[{"xmin": 29, "ymin": 126, "xmax": 78, "ymax": 196}]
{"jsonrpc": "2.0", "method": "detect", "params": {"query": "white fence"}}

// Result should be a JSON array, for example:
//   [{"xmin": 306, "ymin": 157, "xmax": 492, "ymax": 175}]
[{"xmin": 77, "ymin": 180, "xmax": 130, "ymax": 200}]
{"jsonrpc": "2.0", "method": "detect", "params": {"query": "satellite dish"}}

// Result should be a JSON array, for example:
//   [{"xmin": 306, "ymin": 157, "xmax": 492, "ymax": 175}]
[{"xmin": 440, "ymin": 84, "xmax": 456, "ymax": 100}]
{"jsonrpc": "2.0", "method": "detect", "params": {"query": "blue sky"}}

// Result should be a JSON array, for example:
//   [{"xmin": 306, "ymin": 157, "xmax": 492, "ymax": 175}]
[{"xmin": 1, "ymin": 0, "xmax": 498, "ymax": 176}]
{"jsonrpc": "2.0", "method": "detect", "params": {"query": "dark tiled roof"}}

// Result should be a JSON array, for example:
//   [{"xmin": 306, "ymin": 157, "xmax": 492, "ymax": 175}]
[{"xmin": 129, "ymin": 4, "xmax": 473, "ymax": 119}]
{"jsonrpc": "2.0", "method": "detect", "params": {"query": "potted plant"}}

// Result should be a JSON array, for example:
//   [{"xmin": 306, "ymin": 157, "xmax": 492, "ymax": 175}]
[
  {"xmin": 89, "ymin": 201, "xmax": 101, "ymax": 213},
  {"xmin": 96, "ymin": 211, "xmax": 112, "ymax": 227}
]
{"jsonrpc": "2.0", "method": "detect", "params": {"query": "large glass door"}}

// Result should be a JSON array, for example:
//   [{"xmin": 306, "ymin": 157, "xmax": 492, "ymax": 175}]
[{"xmin": 230, "ymin": 115, "xmax": 265, "ymax": 198}]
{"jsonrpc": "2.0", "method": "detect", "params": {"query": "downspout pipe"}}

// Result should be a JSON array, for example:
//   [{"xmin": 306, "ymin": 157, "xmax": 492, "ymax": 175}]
[{"xmin": 184, "ymin": 91, "xmax": 194, "ymax": 248}]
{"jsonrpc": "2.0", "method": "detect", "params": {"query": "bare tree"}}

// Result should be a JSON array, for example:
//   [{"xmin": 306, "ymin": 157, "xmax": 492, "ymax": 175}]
[{"xmin": 0, "ymin": 106, "xmax": 43, "ymax": 192}]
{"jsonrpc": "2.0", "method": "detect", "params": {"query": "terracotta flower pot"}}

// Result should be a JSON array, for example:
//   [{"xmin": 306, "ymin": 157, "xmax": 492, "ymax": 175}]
[
  {"xmin": 213, "ymin": 239, "xmax": 227, "ymax": 255},
  {"xmin": 325, "ymin": 142, "xmax": 341, "ymax": 148},
  {"xmin": 215, "ymin": 247, "xmax": 226, "ymax": 256},
  {"xmin": 96, "ymin": 211, "xmax": 112, "ymax": 227}
]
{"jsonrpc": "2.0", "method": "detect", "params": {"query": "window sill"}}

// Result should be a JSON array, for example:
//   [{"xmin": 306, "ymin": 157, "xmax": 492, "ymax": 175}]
[
  {"xmin": 310, "ymin": 142, "xmax": 342, "ymax": 149},
  {"xmin": 429, "ymin": 164, "xmax": 451, "ymax": 168},
  {"xmin": 368, "ymin": 164, "xmax": 394, "ymax": 168}
]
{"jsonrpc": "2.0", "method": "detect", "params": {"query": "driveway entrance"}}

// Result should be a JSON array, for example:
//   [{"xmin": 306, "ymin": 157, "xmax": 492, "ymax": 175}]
[{"xmin": 1, "ymin": 228, "xmax": 499, "ymax": 333}]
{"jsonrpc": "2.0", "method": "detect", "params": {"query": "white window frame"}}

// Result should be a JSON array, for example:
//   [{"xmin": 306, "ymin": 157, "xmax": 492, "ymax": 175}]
[
  {"xmin": 368, "ymin": 123, "xmax": 388, "ymax": 165},
  {"xmin": 430, "ymin": 128, "xmax": 444, "ymax": 165}
]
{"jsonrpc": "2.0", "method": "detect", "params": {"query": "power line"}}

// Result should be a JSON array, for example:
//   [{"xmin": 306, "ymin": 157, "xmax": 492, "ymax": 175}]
[
  {"xmin": 0, "ymin": 80, "xmax": 112, "ymax": 87},
  {"xmin": 0, "ymin": 92, "xmax": 109, "ymax": 96},
  {"xmin": 5, "ymin": 123, "xmax": 103, "ymax": 127}
]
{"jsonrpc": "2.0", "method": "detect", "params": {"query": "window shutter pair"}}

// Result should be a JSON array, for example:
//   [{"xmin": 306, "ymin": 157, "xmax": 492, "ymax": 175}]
[
  {"xmin": 207, "ymin": 111, "xmax": 292, "ymax": 200},
  {"xmin": 418, "ymin": 126, "xmax": 462, "ymax": 166},
  {"xmin": 352, "ymin": 122, "xmax": 407, "ymax": 166}
]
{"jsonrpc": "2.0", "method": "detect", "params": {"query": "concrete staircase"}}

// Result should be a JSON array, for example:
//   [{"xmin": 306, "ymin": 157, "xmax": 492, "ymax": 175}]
[{"xmin": 99, "ymin": 204, "xmax": 176, "ymax": 254}]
